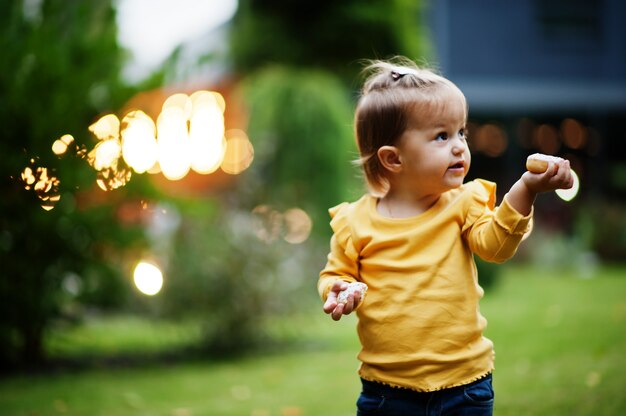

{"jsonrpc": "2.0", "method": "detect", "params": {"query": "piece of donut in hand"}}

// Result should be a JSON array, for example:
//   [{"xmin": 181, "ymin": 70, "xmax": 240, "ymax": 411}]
[
  {"xmin": 526, "ymin": 153, "xmax": 564, "ymax": 173},
  {"xmin": 337, "ymin": 282, "xmax": 368, "ymax": 305}
]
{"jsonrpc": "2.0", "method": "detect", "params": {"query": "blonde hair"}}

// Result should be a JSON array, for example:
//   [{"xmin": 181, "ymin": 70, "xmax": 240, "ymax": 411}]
[{"xmin": 354, "ymin": 57, "xmax": 467, "ymax": 195}]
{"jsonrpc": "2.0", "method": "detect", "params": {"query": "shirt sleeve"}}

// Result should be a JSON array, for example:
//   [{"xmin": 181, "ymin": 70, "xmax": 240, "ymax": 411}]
[
  {"xmin": 463, "ymin": 179, "xmax": 533, "ymax": 263},
  {"xmin": 318, "ymin": 202, "xmax": 360, "ymax": 301}
]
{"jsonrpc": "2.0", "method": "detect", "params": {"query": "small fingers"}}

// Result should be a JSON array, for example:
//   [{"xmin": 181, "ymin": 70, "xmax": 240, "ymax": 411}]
[
  {"xmin": 555, "ymin": 160, "xmax": 573, "ymax": 189},
  {"xmin": 323, "ymin": 280, "xmax": 349, "ymax": 314},
  {"xmin": 323, "ymin": 291, "xmax": 341, "ymax": 315},
  {"xmin": 343, "ymin": 293, "xmax": 355, "ymax": 313},
  {"xmin": 549, "ymin": 161, "xmax": 560, "ymax": 176},
  {"xmin": 325, "ymin": 280, "xmax": 365, "ymax": 321},
  {"xmin": 331, "ymin": 303, "xmax": 345, "ymax": 321},
  {"xmin": 544, "ymin": 160, "xmax": 573, "ymax": 190},
  {"xmin": 323, "ymin": 296, "xmax": 337, "ymax": 314},
  {"xmin": 330, "ymin": 293, "xmax": 361, "ymax": 321}
]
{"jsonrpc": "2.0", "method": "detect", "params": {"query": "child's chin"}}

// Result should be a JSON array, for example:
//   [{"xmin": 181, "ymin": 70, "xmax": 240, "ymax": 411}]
[{"xmin": 447, "ymin": 178, "xmax": 466, "ymax": 190}]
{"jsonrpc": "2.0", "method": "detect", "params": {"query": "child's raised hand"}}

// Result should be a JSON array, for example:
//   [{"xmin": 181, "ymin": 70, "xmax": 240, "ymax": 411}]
[
  {"xmin": 506, "ymin": 157, "xmax": 574, "ymax": 215},
  {"xmin": 323, "ymin": 280, "xmax": 363, "ymax": 321},
  {"xmin": 522, "ymin": 158, "xmax": 574, "ymax": 194}
]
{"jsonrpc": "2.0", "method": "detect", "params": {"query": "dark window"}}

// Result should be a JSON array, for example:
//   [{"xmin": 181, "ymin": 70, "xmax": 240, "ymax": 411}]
[{"xmin": 535, "ymin": 0, "xmax": 604, "ymax": 50}]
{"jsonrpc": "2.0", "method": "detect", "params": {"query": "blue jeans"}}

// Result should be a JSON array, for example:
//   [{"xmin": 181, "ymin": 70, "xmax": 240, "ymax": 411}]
[{"xmin": 356, "ymin": 374, "xmax": 494, "ymax": 416}]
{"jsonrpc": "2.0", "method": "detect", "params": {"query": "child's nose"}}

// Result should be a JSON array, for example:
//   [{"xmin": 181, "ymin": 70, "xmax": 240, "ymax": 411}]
[{"xmin": 451, "ymin": 138, "xmax": 466, "ymax": 154}]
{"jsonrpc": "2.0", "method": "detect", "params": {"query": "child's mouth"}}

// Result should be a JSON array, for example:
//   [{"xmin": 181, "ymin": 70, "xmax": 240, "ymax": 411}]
[{"xmin": 447, "ymin": 161, "xmax": 466, "ymax": 176}]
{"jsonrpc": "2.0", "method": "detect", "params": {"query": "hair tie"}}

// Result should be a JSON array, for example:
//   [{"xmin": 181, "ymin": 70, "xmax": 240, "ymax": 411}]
[{"xmin": 391, "ymin": 67, "xmax": 418, "ymax": 80}]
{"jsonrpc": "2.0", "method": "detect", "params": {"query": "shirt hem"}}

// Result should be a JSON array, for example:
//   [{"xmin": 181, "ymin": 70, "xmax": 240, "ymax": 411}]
[{"xmin": 358, "ymin": 368, "xmax": 494, "ymax": 393}]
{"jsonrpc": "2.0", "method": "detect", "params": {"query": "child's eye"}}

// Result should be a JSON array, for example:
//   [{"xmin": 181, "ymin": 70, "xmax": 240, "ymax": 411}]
[
  {"xmin": 459, "ymin": 129, "xmax": 466, "ymax": 139},
  {"xmin": 435, "ymin": 132, "xmax": 448, "ymax": 141}
]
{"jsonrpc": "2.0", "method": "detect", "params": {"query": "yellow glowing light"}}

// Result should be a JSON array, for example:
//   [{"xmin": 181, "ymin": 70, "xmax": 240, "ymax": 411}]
[
  {"xmin": 52, "ymin": 134, "xmax": 75, "ymax": 156},
  {"xmin": 21, "ymin": 166, "xmax": 36, "ymax": 187},
  {"xmin": 34, "ymin": 168, "xmax": 53, "ymax": 192},
  {"xmin": 89, "ymin": 138, "xmax": 122, "ymax": 171},
  {"xmin": 283, "ymin": 208, "xmax": 312, "ymax": 244},
  {"xmin": 88, "ymin": 114, "xmax": 120, "ymax": 141},
  {"xmin": 133, "ymin": 261, "xmax": 163, "ymax": 296},
  {"xmin": 221, "ymin": 130, "xmax": 254, "ymax": 175},
  {"xmin": 21, "ymin": 163, "xmax": 61, "ymax": 210},
  {"xmin": 147, "ymin": 163, "xmax": 162, "ymax": 174},
  {"xmin": 190, "ymin": 90, "xmax": 215, "ymax": 109},
  {"xmin": 211, "ymin": 91, "xmax": 226, "ymax": 113},
  {"xmin": 555, "ymin": 169, "xmax": 580, "ymax": 202},
  {"xmin": 190, "ymin": 134, "xmax": 226, "ymax": 174},
  {"xmin": 189, "ymin": 99, "xmax": 226, "ymax": 174},
  {"xmin": 121, "ymin": 110, "xmax": 158, "ymax": 173},
  {"xmin": 40, "ymin": 194, "xmax": 61, "ymax": 211},
  {"xmin": 157, "ymin": 107, "xmax": 191, "ymax": 180},
  {"xmin": 162, "ymin": 93, "xmax": 192, "ymax": 119},
  {"xmin": 96, "ymin": 167, "xmax": 132, "ymax": 191}
]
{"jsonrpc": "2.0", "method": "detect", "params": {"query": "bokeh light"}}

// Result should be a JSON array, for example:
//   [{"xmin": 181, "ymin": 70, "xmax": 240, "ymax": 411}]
[
  {"xmin": 252, "ymin": 205, "xmax": 312, "ymax": 244},
  {"xmin": 252, "ymin": 205, "xmax": 282, "ymax": 243},
  {"xmin": 133, "ymin": 261, "xmax": 163, "ymax": 296},
  {"xmin": 157, "ymin": 106, "xmax": 192, "ymax": 181},
  {"xmin": 89, "ymin": 138, "xmax": 122, "ymax": 171},
  {"xmin": 85, "ymin": 113, "xmax": 134, "ymax": 191},
  {"xmin": 21, "ymin": 160, "xmax": 61, "ymax": 211},
  {"xmin": 121, "ymin": 110, "xmax": 158, "ymax": 173},
  {"xmin": 52, "ymin": 134, "xmax": 75, "ymax": 156},
  {"xmin": 222, "ymin": 129, "xmax": 254, "ymax": 174},
  {"xmin": 473, "ymin": 123, "xmax": 508, "ymax": 157},
  {"xmin": 20, "ymin": 90, "xmax": 253, "ymax": 206},
  {"xmin": 560, "ymin": 118, "xmax": 587, "ymax": 149},
  {"xmin": 189, "ymin": 91, "xmax": 226, "ymax": 174},
  {"xmin": 533, "ymin": 124, "xmax": 561, "ymax": 154},
  {"xmin": 88, "ymin": 113, "xmax": 120, "ymax": 141},
  {"xmin": 283, "ymin": 208, "xmax": 313, "ymax": 244},
  {"xmin": 96, "ymin": 166, "xmax": 132, "ymax": 191}
]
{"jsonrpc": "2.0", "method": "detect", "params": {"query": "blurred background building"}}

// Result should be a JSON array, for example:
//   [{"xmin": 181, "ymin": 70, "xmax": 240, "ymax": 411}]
[{"xmin": 427, "ymin": 0, "xmax": 626, "ymax": 204}]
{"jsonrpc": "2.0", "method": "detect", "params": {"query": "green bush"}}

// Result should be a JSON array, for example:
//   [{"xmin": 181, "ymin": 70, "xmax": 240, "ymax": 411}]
[
  {"xmin": 239, "ymin": 66, "xmax": 361, "ymax": 236},
  {"xmin": 157, "ymin": 203, "xmax": 324, "ymax": 356},
  {"xmin": 575, "ymin": 200, "xmax": 626, "ymax": 262}
]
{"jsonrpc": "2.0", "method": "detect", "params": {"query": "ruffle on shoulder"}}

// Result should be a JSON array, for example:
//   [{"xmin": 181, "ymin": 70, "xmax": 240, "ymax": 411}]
[
  {"xmin": 329, "ymin": 202, "xmax": 359, "ymax": 263},
  {"xmin": 463, "ymin": 179, "xmax": 497, "ymax": 232}
]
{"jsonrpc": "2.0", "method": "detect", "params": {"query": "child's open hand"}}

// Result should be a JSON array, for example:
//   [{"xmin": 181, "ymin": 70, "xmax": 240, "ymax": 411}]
[
  {"xmin": 323, "ymin": 280, "xmax": 364, "ymax": 321},
  {"xmin": 522, "ymin": 158, "xmax": 574, "ymax": 194}
]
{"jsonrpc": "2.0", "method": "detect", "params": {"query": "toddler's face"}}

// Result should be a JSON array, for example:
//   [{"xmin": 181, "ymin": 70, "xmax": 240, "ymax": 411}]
[{"xmin": 395, "ymin": 95, "xmax": 470, "ymax": 194}]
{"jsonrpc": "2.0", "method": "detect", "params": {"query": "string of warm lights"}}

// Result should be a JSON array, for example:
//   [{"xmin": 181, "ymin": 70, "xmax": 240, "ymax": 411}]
[{"xmin": 21, "ymin": 90, "xmax": 255, "ymax": 210}]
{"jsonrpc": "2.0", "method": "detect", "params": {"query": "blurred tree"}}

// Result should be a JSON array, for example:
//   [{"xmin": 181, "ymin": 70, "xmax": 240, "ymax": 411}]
[
  {"xmin": 230, "ymin": 0, "xmax": 427, "ymax": 82},
  {"xmin": 229, "ymin": 0, "xmax": 428, "ymax": 234},
  {"xmin": 158, "ymin": 200, "xmax": 321, "ymax": 356},
  {"xmin": 238, "ymin": 66, "xmax": 358, "ymax": 235},
  {"xmin": 0, "ymin": 0, "xmax": 148, "ymax": 369}
]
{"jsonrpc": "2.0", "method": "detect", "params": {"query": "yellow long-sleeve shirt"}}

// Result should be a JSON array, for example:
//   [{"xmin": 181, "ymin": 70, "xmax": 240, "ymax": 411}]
[{"xmin": 318, "ymin": 179, "xmax": 532, "ymax": 392}]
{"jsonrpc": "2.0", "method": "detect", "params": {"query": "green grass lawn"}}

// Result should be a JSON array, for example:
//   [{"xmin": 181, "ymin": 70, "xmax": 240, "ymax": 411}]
[{"xmin": 1, "ymin": 264, "xmax": 625, "ymax": 416}]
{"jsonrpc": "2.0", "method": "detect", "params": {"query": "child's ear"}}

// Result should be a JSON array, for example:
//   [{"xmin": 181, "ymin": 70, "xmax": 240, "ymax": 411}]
[{"xmin": 377, "ymin": 146, "xmax": 402, "ymax": 173}]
